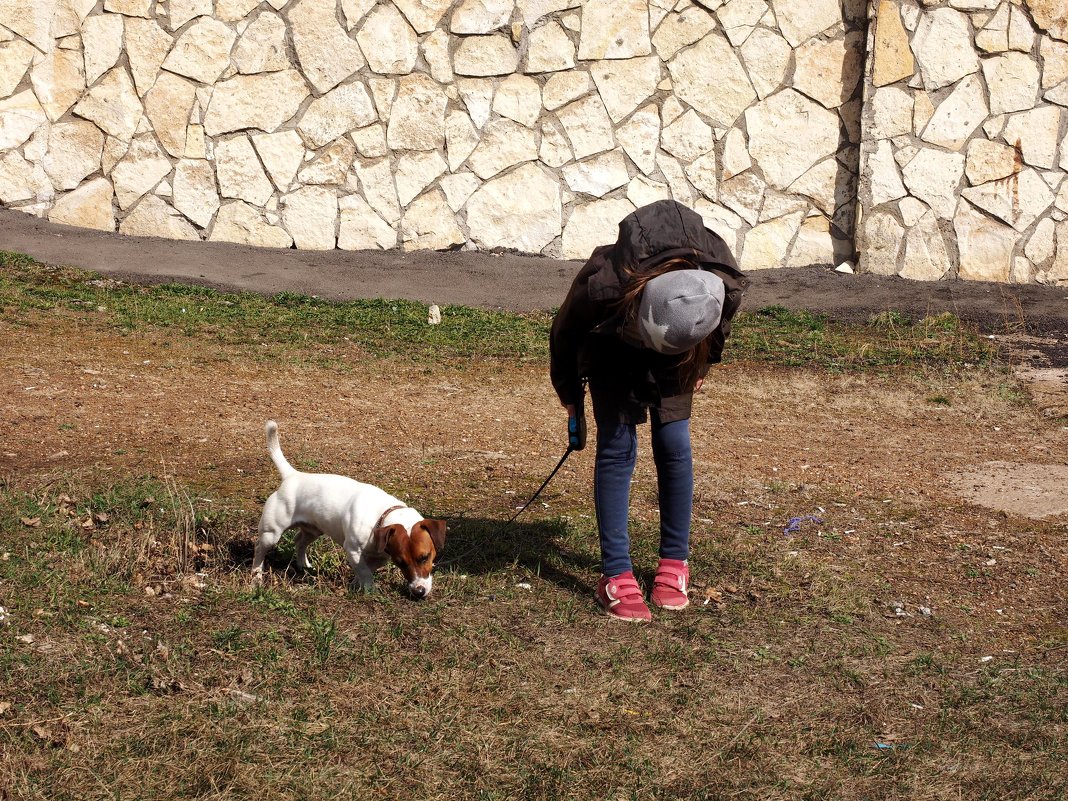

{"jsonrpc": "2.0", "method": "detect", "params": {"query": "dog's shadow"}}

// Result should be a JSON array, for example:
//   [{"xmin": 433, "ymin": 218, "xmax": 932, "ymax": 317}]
[{"xmin": 434, "ymin": 515, "xmax": 599, "ymax": 598}]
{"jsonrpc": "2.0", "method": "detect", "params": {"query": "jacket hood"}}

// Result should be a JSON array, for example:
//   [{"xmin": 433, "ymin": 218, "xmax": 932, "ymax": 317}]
[{"xmin": 613, "ymin": 200, "xmax": 738, "ymax": 272}]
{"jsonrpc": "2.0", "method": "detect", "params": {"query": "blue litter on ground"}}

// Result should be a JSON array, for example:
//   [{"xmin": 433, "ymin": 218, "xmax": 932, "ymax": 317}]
[{"xmin": 784, "ymin": 515, "xmax": 823, "ymax": 535}]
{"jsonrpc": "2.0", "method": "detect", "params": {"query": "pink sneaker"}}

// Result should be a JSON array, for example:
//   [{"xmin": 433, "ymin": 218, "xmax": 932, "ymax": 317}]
[
  {"xmin": 651, "ymin": 559, "xmax": 690, "ymax": 610},
  {"xmin": 595, "ymin": 572, "xmax": 652, "ymax": 622}
]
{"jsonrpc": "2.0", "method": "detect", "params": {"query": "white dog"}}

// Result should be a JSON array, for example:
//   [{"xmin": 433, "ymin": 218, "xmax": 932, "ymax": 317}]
[{"xmin": 252, "ymin": 421, "xmax": 446, "ymax": 598}]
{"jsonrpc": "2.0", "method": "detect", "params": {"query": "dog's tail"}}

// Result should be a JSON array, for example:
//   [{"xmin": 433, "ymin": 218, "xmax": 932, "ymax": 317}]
[{"xmin": 265, "ymin": 420, "xmax": 297, "ymax": 479}]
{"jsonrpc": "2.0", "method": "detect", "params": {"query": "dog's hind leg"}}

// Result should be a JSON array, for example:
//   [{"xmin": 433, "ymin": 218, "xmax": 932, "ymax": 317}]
[{"xmin": 293, "ymin": 525, "xmax": 321, "ymax": 571}]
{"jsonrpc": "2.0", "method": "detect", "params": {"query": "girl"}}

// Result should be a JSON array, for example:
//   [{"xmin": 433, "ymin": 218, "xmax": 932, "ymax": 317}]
[{"xmin": 550, "ymin": 200, "xmax": 748, "ymax": 622}]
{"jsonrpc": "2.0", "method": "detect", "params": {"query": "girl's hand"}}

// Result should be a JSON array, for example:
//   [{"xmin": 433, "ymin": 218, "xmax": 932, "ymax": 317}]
[{"xmin": 694, "ymin": 379, "xmax": 704, "ymax": 393}]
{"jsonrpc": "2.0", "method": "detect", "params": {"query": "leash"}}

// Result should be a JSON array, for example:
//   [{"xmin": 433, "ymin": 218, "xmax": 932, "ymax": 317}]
[
  {"xmin": 506, "ymin": 445, "xmax": 576, "ymax": 524},
  {"xmin": 507, "ymin": 401, "xmax": 587, "ymax": 524}
]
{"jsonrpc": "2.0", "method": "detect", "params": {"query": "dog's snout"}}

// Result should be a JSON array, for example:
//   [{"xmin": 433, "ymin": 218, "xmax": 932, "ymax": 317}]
[{"xmin": 411, "ymin": 584, "xmax": 429, "ymax": 599}]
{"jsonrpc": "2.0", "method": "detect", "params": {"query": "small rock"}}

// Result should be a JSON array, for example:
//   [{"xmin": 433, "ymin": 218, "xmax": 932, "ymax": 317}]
[
  {"xmin": 427, "ymin": 304, "xmax": 442, "ymax": 325},
  {"xmin": 835, "ymin": 262, "xmax": 855, "ymax": 274}
]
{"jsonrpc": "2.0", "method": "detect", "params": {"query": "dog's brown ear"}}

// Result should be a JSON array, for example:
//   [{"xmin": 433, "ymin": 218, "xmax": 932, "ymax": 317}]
[
  {"xmin": 372, "ymin": 523, "xmax": 402, "ymax": 554},
  {"xmin": 421, "ymin": 519, "xmax": 446, "ymax": 552}
]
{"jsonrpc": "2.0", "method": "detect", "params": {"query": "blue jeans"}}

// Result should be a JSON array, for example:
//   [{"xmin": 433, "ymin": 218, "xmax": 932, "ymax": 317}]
[{"xmin": 594, "ymin": 413, "xmax": 693, "ymax": 577}]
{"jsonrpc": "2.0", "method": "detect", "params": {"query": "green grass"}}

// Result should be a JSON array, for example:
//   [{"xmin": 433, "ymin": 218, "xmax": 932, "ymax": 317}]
[{"xmin": 0, "ymin": 253, "xmax": 997, "ymax": 372}]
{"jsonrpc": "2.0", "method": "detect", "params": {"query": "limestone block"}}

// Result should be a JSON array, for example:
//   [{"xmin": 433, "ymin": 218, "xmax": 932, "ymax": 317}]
[
  {"xmin": 0, "ymin": 89, "xmax": 46, "ymax": 150},
  {"xmin": 298, "ymin": 83, "xmax": 377, "ymax": 149},
  {"xmin": 912, "ymin": 92, "xmax": 935, "ymax": 135},
  {"xmin": 745, "ymin": 89, "xmax": 839, "ymax": 190},
  {"xmin": 393, "ymin": 0, "xmax": 453, "ymax": 34},
  {"xmin": 111, "ymin": 138, "xmax": 172, "ymax": 210},
  {"xmin": 0, "ymin": 39, "xmax": 34, "ymax": 99},
  {"xmin": 661, "ymin": 109, "xmax": 713, "ymax": 163},
  {"xmin": 787, "ymin": 214, "xmax": 837, "ymax": 268},
  {"xmin": 657, "ymin": 151, "xmax": 696, "ymax": 206},
  {"xmin": 1002, "ymin": 107, "xmax": 1062, "ymax": 170},
  {"xmin": 517, "ymin": 0, "xmax": 582, "ymax": 28},
  {"xmin": 719, "ymin": 170, "xmax": 764, "ymax": 225},
  {"xmin": 983, "ymin": 52, "xmax": 1040, "ymax": 115},
  {"xmin": 542, "ymin": 72, "xmax": 590, "ymax": 111},
  {"xmin": 872, "ymin": 0, "xmax": 914, "ymax": 86},
  {"xmin": 125, "ymin": 18, "xmax": 173, "ymax": 97},
  {"xmin": 718, "ymin": 0, "xmax": 766, "ymax": 46},
  {"xmin": 539, "ymin": 119, "xmax": 573, "ymax": 167},
  {"xmin": 859, "ymin": 211, "xmax": 903, "ymax": 275},
  {"xmin": 901, "ymin": 208, "xmax": 951, "ymax": 280},
  {"xmin": 369, "ymin": 78, "xmax": 397, "ymax": 120},
  {"xmin": 1024, "ymin": 0, "xmax": 1068, "ymax": 42},
  {"xmin": 172, "ymin": 158, "xmax": 219, "ymax": 227},
  {"xmin": 251, "ymin": 130, "xmax": 304, "ymax": 191},
  {"xmin": 694, "ymin": 199, "xmax": 744, "ymax": 254},
  {"xmin": 233, "ymin": 12, "xmax": 290, "ymax": 74},
  {"xmin": 103, "ymin": 0, "xmax": 152, "ymax": 17},
  {"xmin": 358, "ymin": 5, "xmax": 418, "ymax": 75},
  {"xmin": 297, "ymin": 139, "xmax": 356, "ymax": 185},
  {"xmin": 0, "ymin": 0, "xmax": 60, "ymax": 51},
  {"xmin": 82, "ymin": 13, "xmax": 124, "ymax": 87},
  {"xmin": 651, "ymin": 5, "xmax": 715, "ymax": 60},
  {"xmin": 555, "ymin": 95, "xmax": 615, "ymax": 160},
  {"xmin": 898, "ymin": 196, "xmax": 928, "ymax": 227},
  {"xmin": 209, "ymin": 200, "xmax": 293, "ymax": 247},
  {"xmin": 467, "ymin": 162, "xmax": 562, "ymax": 252},
  {"xmin": 204, "ymin": 71, "xmax": 309, "ymax": 136},
  {"xmin": 395, "ymin": 150, "xmax": 447, "ymax": 206},
  {"xmin": 0, "ymin": 151, "xmax": 37, "ymax": 203},
  {"xmin": 975, "ymin": 3, "xmax": 1009, "ymax": 53},
  {"xmin": 354, "ymin": 158, "xmax": 402, "ymax": 223},
  {"xmin": 1025, "ymin": 217, "xmax": 1056, "ymax": 264},
  {"xmin": 454, "ymin": 35, "xmax": 520, "ymax": 76},
  {"xmin": 451, "ymin": 0, "xmax": 513, "ymax": 33},
  {"xmin": 168, "ymin": 0, "xmax": 213, "ymax": 30},
  {"xmin": 339, "ymin": 193, "xmax": 396, "ymax": 250},
  {"xmin": 867, "ymin": 86, "xmax": 913, "ymax": 140},
  {"xmin": 144, "ymin": 71, "xmax": 197, "ymax": 158},
  {"xmin": 341, "ymin": 0, "xmax": 376, "ymax": 29},
  {"xmin": 215, "ymin": 135, "xmax": 273, "ymax": 206},
  {"xmin": 965, "ymin": 138, "xmax": 1021, "ymax": 185},
  {"xmin": 684, "ymin": 151, "xmax": 718, "ymax": 200},
  {"xmin": 280, "ymin": 187, "xmax": 338, "ymax": 250},
  {"xmin": 1042, "ymin": 222, "xmax": 1068, "ymax": 283},
  {"xmin": 683, "ymin": 125, "xmax": 726, "ymax": 179},
  {"xmin": 920, "ymin": 74, "xmax": 988, "ymax": 151},
  {"xmin": 788, "ymin": 158, "xmax": 839, "ymax": 216},
  {"xmin": 563, "ymin": 198, "xmax": 636, "ymax": 259},
  {"xmin": 627, "ymin": 175, "xmax": 672, "ymax": 208},
  {"xmin": 1047, "ymin": 81, "xmax": 1068, "ymax": 106},
  {"xmin": 73, "ymin": 67, "xmax": 142, "ymax": 143},
  {"xmin": 49, "ymin": 177, "xmax": 115, "ymax": 231},
  {"xmin": 741, "ymin": 210, "xmax": 805, "ymax": 270},
  {"xmin": 954, "ymin": 200, "xmax": 1015, "ymax": 282},
  {"xmin": 562, "ymin": 149, "xmax": 629, "ymax": 197},
  {"xmin": 216, "ymin": 0, "xmax": 262, "ymax": 21},
  {"xmin": 615, "ymin": 104, "xmax": 659, "ymax": 176},
  {"xmin": 101, "ymin": 135, "xmax": 129, "ymax": 174},
  {"xmin": 669, "ymin": 31, "xmax": 755, "ymax": 126},
  {"xmin": 400, "ymin": 189, "xmax": 464, "ymax": 251},
  {"xmin": 912, "ymin": 8, "xmax": 980, "ymax": 90},
  {"xmin": 42, "ymin": 120, "xmax": 104, "ymax": 191},
  {"xmin": 902, "ymin": 147, "xmax": 965, "ymax": 219},
  {"xmin": 589, "ymin": 56, "xmax": 661, "ymax": 123},
  {"xmin": 738, "ymin": 27, "xmax": 790, "ymax": 100},
  {"xmin": 961, "ymin": 168, "xmax": 1054, "ymax": 231},
  {"xmin": 422, "ymin": 30, "xmax": 454, "ymax": 83},
  {"xmin": 578, "ymin": 0, "xmax": 651, "ymax": 60},
  {"xmin": 121, "ymin": 195, "xmax": 200, "ymax": 240},
  {"xmin": 466, "ymin": 118, "xmax": 538, "ymax": 179},
  {"xmin": 524, "ymin": 21, "xmax": 576, "ymax": 73},
  {"xmin": 162, "ymin": 17, "xmax": 236, "ymax": 84},
  {"xmin": 493, "ymin": 74, "xmax": 541, "ymax": 127},
  {"xmin": 31, "ymin": 48, "xmax": 86, "ymax": 122},
  {"xmin": 444, "ymin": 111, "xmax": 478, "ymax": 170},
  {"xmin": 794, "ymin": 32, "xmax": 864, "ymax": 109},
  {"xmin": 347, "ymin": 124, "xmax": 384, "ymax": 159},
  {"xmin": 1008, "ymin": 5, "xmax": 1035, "ymax": 52},
  {"xmin": 439, "ymin": 171, "xmax": 481, "ymax": 210},
  {"xmin": 457, "ymin": 79, "xmax": 494, "ymax": 127},
  {"xmin": 1041, "ymin": 38, "xmax": 1068, "ymax": 90},
  {"xmin": 289, "ymin": 0, "xmax": 366, "ymax": 93},
  {"xmin": 774, "ymin": 0, "xmax": 842, "ymax": 47},
  {"xmin": 867, "ymin": 139, "xmax": 907, "ymax": 206}
]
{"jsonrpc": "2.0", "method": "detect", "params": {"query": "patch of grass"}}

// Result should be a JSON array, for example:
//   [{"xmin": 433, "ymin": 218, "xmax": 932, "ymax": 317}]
[{"xmin": 1, "ymin": 255, "xmax": 998, "ymax": 373}]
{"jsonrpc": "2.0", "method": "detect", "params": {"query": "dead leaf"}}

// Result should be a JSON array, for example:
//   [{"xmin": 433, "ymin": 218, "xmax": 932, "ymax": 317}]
[
  {"xmin": 305, "ymin": 721, "xmax": 330, "ymax": 736},
  {"xmin": 0, "ymin": 701, "xmax": 12, "ymax": 715},
  {"xmin": 704, "ymin": 587, "xmax": 724, "ymax": 604},
  {"xmin": 19, "ymin": 517, "xmax": 41, "ymax": 527},
  {"xmin": 92, "ymin": 512, "xmax": 109, "ymax": 524}
]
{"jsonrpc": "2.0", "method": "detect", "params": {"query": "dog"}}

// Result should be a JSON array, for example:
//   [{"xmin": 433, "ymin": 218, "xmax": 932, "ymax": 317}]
[{"xmin": 252, "ymin": 421, "xmax": 446, "ymax": 598}]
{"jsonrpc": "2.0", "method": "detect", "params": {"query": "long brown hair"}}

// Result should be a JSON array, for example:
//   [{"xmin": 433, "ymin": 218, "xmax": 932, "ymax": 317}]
[{"xmin": 616, "ymin": 256, "xmax": 713, "ymax": 389}]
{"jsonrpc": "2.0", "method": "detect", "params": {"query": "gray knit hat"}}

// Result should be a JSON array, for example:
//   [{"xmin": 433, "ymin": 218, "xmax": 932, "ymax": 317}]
[{"xmin": 637, "ymin": 270, "xmax": 726, "ymax": 355}]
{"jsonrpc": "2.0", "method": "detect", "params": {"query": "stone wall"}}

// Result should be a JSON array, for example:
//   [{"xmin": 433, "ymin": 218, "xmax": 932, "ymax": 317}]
[
  {"xmin": 859, "ymin": 0, "xmax": 1068, "ymax": 283},
  {"xmin": 0, "ymin": 1, "xmax": 1062, "ymax": 283}
]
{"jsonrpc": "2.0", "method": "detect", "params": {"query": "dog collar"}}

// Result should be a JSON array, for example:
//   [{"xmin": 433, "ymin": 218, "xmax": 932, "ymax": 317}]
[{"xmin": 375, "ymin": 504, "xmax": 407, "ymax": 530}]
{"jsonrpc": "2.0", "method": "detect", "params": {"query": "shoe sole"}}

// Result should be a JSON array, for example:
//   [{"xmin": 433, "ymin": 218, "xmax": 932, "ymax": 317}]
[
  {"xmin": 652, "ymin": 598, "xmax": 690, "ymax": 610},
  {"xmin": 598, "ymin": 599, "xmax": 651, "ymax": 622}
]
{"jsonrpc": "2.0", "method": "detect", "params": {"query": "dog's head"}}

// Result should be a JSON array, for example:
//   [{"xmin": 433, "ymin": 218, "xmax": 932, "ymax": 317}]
[{"xmin": 372, "ymin": 519, "xmax": 446, "ymax": 599}]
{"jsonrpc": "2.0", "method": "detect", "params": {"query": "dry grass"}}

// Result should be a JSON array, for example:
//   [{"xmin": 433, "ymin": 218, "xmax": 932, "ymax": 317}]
[{"xmin": 0, "ymin": 262, "xmax": 1066, "ymax": 801}]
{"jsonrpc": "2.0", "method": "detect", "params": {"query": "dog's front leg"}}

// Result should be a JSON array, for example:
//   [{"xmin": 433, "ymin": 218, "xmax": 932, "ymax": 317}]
[{"xmin": 344, "ymin": 551, "xmax": 376, "ymax": 592}]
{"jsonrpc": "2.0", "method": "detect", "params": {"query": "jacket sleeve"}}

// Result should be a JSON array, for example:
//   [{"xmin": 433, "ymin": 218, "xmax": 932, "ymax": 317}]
[{"xmin": 549, "ymin": 248, "xmax": 613, "ymax": 406}]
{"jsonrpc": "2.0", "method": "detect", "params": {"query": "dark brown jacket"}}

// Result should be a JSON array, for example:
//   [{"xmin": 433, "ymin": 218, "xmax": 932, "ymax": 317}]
[{"xmin": 550, "ymin": 201, "xmax": 748, "ymax": 422}]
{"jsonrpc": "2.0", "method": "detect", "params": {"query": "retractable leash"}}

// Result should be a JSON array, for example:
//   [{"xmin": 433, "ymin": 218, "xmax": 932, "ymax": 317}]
[{"xmin": 507, "ymin": 400, "xmax": 587, "ymax": 524}]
